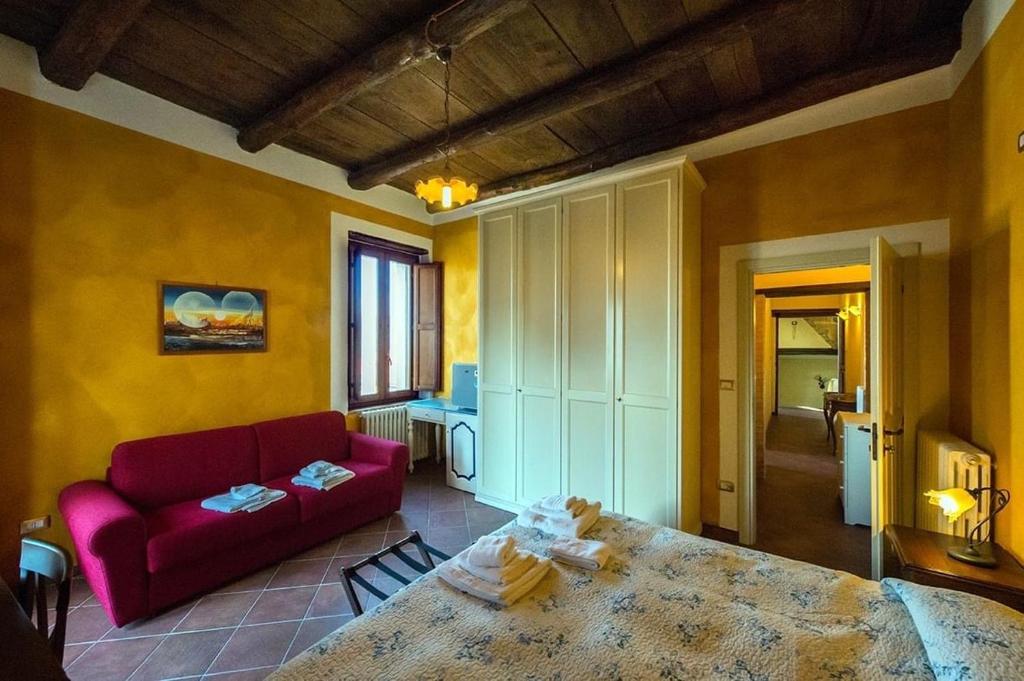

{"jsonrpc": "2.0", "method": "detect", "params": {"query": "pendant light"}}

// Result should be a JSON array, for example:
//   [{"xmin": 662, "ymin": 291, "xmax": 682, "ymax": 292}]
[{"xmin": 415, "ymin": 6, "xmax": 478, "ymax": 211}]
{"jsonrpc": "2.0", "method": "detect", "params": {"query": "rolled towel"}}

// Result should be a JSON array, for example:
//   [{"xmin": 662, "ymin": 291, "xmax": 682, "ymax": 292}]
[
  {"xmin": 458, "ymin": 549, "xmax": 537, "ymax": 585},
  {"xmin": 466, "ymin": 535, "xmax": 517, "ymax": 567},
  {"xmin": 299, "ymin": 460, "xmax": 338, "ymax": 479},
  {"xmin": 548, "ymin": 537, "xmax": 611, "ymax": 571},
  {"xmin": 230, "ymin": 483, "xmax": 266, "ymax": 500},
  {"xmin": 517, "ymin": 501, "xmax": 602, "ymax": 538},
  {"xmin": 438, "ymin": 551, "xmax": 551, "ymax": 606}
]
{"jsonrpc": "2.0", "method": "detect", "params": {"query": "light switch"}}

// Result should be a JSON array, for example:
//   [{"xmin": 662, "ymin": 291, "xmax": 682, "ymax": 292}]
[
  {"xmin": 718, "ymin": 480, "xmax": 735, "ymax": 492},
  {"xmin": 719, "ymin": 379, "xmax": 735, "ymax": 391}
]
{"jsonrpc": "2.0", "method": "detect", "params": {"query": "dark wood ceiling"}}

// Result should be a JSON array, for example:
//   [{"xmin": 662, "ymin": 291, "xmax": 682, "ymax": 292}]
[{"xmin": 0, "ymin": 0, "xmax": 969, "ymax": 203}]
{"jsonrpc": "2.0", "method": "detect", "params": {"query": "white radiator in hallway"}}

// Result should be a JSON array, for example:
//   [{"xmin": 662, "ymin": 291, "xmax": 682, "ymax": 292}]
[
  {"xmin": 917, "ymin": 430, "xmax": 991, "ymax": 538},
  {"xmin": 360, "ymin": 405, "xmax": 409, "ymax": 445}
]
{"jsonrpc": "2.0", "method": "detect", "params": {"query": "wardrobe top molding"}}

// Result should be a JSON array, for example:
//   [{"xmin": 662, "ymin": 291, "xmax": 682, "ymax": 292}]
[{"xmin": 471, "ymin": 154, "xmax": 707, "ymax": 215}]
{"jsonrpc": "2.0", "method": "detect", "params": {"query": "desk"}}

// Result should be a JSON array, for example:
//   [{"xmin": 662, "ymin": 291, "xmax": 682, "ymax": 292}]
[
  {"xmin": 407, "ymin": 399, "xmax": 478, "ymax": 493},
  {"xmin": 0, "ymin": 578, "xmax": 69, "ymax": 680}
]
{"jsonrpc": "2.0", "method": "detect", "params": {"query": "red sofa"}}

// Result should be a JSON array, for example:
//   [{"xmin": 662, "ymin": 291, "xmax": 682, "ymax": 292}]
[{"xmin": 58, "ymin": 411, "xmax": 408, "ymax": 627}]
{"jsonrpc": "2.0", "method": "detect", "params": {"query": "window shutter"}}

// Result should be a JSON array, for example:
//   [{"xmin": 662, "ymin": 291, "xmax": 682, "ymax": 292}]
[{"xmin": 412, "ymin": 262, "xmax": 443, "ymax": 391}]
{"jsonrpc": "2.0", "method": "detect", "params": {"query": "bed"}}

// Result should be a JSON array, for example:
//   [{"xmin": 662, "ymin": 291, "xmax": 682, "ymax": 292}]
[{"xmin": 269, "ymin": 513, "xmax": 1024, "ymax": 680}]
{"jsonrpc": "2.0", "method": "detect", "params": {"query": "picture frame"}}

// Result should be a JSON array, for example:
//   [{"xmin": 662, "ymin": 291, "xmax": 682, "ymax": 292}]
[{"xmin": 158, "ymin": 281, "xmax": 268, "ymax": 354}]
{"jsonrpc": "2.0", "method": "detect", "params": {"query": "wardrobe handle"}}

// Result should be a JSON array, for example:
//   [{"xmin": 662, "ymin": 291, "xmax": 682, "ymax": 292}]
[{"xmin": 616, "ymin": 397, "xmax": 622, "ymax": 402}]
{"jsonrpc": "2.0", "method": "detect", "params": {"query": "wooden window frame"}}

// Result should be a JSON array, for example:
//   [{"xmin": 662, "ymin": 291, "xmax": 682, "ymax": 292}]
[{"xmin": 348, "ymin": 239, "xmax": 422, "ymax": 409}]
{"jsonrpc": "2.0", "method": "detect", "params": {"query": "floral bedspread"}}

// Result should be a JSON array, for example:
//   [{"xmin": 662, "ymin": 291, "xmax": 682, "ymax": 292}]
[{"xmin": 269, "ymin": 514, "xmax": 1023, "ymax": 680}]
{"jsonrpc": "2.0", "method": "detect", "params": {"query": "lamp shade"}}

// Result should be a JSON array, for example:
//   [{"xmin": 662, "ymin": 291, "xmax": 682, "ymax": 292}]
[
  {"xmin": 924, "ymin": 487, "xmax": 977, "ymax": 522},
  {"xmin": 414, "ymin": 175, "xmax": 478, "ymax": 211}
]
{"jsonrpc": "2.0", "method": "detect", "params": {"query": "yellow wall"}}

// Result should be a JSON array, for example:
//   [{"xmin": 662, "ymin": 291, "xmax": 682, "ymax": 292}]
[
  {"xmin": 697, "ymin": 101, "xmax": 950, "ymax": 525},
  {"xmin": 431, "ymin": 216, "xmax": 479, "ymax": 397},
  {"xmin": 948, "ymin": 1, "xmax": 1024, "ymax": 559},
  {"xmin": 0, "ymin": 87, "xmax": 430, "ymax": 581}
]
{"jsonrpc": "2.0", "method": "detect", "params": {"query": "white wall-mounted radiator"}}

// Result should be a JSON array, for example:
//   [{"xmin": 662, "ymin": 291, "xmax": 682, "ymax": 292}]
[
  {"xmin": 360, "ymin": 405, "xmax": 409, "ymax": 445},
  {"xmin": 917, "ymin": 430, "xmax": 992, "ymax": 538}
]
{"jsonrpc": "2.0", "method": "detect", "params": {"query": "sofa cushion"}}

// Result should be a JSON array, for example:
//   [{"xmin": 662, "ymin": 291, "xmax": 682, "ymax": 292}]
[
  {"xmin": 253, "ymin": 411, "xmax": 349, "ymax": 482},
  {"xmin": 265, "ymin": 461, "xmax": 392, "ymax": 523},
  {"xmin": 111, "ymin": 426, "xmax": 260, "ymax": 509},
  {"xmin": 145, "ymin": 493, "xmax": 299, "ymax": 573}
]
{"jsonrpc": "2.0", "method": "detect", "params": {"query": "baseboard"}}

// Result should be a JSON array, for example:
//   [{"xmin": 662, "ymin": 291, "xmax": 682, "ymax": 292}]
[{"xmin": 473, "ymin": 493, "xmax": 524, "ymax": 515}]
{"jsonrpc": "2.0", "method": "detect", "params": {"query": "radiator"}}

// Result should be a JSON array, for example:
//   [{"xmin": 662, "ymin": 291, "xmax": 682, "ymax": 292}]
[
  {"xmin": 360, "ymin": 405, "xmax": 409, "ymax": 446},
  {"xmin": 917, "ymin": 430, "xmax": 992, "ymax": 538}
]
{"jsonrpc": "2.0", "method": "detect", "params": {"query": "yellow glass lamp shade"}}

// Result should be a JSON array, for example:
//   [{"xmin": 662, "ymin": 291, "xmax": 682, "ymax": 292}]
[
  {"xmin": 415, "ymin": 175, "xmax": 478, "ymax": 211},
  {"xmin": 924, "ymin": 487, "xmax": 977, "ymax": 522}
]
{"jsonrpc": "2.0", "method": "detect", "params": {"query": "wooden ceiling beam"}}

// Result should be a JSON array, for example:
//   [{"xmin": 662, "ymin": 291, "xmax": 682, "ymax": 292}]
[
  {"xmin": 38, "ymin": 0, "xmax": 153, "ymax": 90},
  {"xmin": 348, "ymin": 0, "xmax": 811, "ymax": 191},
  {"xmin": 472, "ymin": 29, "xmax": 961, "ymax": 202},
  {"xmin": 237, "ymin": 0, "xmax": 530, "ymax": 153}
]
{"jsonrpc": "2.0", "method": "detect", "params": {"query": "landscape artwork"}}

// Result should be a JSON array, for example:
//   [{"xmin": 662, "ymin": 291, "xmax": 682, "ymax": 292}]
[{"xmin": 160, "ymin": 283, "xmax": 267, "ymax": 354}]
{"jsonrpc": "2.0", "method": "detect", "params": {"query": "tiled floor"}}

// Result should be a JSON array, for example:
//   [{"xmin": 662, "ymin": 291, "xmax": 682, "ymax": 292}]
[{"xmin": 61, "ymin": 460, "xmax": 515, "ymax": 681}]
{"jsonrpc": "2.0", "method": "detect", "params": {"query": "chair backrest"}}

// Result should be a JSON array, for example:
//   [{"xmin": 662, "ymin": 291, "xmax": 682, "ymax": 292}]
[{"xmin": 19, "ymin": 538, "xmax": 73, "ymax": 665}]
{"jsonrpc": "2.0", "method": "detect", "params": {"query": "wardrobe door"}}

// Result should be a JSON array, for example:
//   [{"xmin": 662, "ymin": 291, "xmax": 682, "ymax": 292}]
[
  {"xmin": 478, "ymin": 208, "xmax": 518, "ymax": 504},
  {"xmin": 614, "ymin": 169, "xmax": 680, "ymax": 527},
  {"xmin": 562, "ymin": 185, "xmax": 615, "ymax": 507},
  {"xmin": 516, "ymin": 197, "xmax": 562, "ymax": 504}
]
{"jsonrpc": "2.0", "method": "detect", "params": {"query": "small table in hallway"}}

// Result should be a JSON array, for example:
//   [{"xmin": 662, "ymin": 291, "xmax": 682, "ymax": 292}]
[{"xmin": 823, "ymin": 391, "xmax": 857, "ymax": 452}]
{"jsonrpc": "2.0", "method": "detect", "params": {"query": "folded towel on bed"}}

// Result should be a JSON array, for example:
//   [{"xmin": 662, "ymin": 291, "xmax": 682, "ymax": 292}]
[
  {"xmin": 537, "ymin": 495, "xmax": 588, "ymax": 520},
  {"xmin": 458, "ymin": 549, "xmax": 537, "ymax": 585},
  {"xmin": 466, "ymin": 535, "xmax": 517, "ymax": 567},
  {"xmin": 438, "ymin": 551, "xmax": 551, "ymax": 606},
  {"xmin": 517, "ymin": 501, "xmax": 601, "ymax": 538},
  {"xmin": 202, "ymin": 487, "xmax": 286, "ymax": 513},
  {"xmin": 548, "ymin": 537, "xmax": 611, "ymax": 570}
]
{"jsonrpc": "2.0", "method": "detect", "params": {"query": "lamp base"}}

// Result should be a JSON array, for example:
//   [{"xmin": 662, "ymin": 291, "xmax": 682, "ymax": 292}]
[{"xmin": 947, "ymin": 542, "xmax": 998, "ymax": 567}]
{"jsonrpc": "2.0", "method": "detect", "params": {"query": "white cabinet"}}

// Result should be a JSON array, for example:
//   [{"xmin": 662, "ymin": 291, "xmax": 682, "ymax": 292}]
[
  {"xmin": 445, "ymin": 411, "xmax": 478, "ymax": 494},
  {"xmin": 478, "ymin": 161, "xmax": 704, "ymax": 529},
  {"xmin": 837, "ymin": 411, "xmax": 871, "ymax": 526}
]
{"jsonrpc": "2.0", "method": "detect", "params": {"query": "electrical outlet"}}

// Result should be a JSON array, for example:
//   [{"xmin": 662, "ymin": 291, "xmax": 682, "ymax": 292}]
[
  {"xmin": 20, "ymin": 515, "xmax": 50, "ymax": 535},
  {"xmin": 718, "ymin": 480, "xmax": 735, "ymax": 493}
]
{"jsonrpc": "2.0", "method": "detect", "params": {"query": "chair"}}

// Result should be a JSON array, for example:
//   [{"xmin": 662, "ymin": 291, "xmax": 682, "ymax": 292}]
[
  {"xmin": 18, "ymin": 538, "xmax": 73, "ymax": 665},
  {"xmin": 339, "ymin": 531, "xmax": 449, "ymax": 616}
]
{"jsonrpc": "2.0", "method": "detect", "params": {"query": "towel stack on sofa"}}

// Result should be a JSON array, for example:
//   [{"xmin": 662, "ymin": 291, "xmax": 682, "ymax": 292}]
[
  {"xmin": 200, "ymin": 484, "xmax": 286, "ymax": 513},
  {"xmin": 438, "ymin": 535, "xmax": 551, "ymax": 606},
  {"xmin": 291, "ymin": 460, "xmax": 355, "ymax": 490},
  {"xmin": 516, "ymin": 494, "xmax": 601, "ymax": 538}
]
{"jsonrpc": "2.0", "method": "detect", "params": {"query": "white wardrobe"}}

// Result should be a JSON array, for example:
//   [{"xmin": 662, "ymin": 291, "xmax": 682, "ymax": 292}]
[{"xmin": 476, "ymin": 160, "xmax": 704, "ymax": 532}]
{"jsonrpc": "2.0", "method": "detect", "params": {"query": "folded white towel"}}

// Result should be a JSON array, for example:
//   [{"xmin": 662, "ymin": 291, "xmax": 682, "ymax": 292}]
[
  {"xmin": 230, "ymin": 484, "xmax": 266, "ymax": 500},
  {"xmin": 458, "ymin": 549, "xmax": 536, "ymax": 585},
  {"xmin": 516, "ymin": 501, "xmax": 602, "ymax": 538},
  {"xmin": 299, "ymin": 460, "xmax": 340, "ymax": 479},
  {"xmin": 240, "ymin": 488, "xmax": 286, "ymax": 512},
  {"xmin": 291, "ymin": 468, "xmax": 354, "ymax": 491},
  {"xmin": 466, "ymin": 535, "xmax": 517, "ymax": 567},
  {"xmin": 538, "ymin": 495, "xmax": 581, "ymax": 512},
  {"xmin": 548, "ymin": 537, "xmax": 611, "ymax": 571},
  {"xmin": 438, "ymin": 551, "xmax": 551, "ymax": 606}
]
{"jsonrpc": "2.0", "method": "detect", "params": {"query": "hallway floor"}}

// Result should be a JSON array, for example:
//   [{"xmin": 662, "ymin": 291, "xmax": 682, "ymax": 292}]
[{"xmin": 752, "ymin": 409, "xmax": 871, "ymax": 578}]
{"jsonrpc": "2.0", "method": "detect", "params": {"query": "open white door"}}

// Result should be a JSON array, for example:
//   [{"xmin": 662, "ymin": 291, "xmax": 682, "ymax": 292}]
[{"xmin": 869, "ymin": 236, "xmax": 903, "ymax": 579}]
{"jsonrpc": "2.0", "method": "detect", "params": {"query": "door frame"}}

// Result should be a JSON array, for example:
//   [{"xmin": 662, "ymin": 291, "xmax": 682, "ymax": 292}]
[{"xmin": 722, "ymin": 220, "xmax": 948, "ymax": 549}]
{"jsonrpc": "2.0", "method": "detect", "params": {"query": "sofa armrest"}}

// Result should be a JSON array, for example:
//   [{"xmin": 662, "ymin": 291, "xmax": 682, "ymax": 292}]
[
  {"xmin": 348, "ymin": 432, "xmax": 408, "ymax": 508},
  {"xmin": 58, "ymin": 481, "xmax": 149, "ymax": 626}
]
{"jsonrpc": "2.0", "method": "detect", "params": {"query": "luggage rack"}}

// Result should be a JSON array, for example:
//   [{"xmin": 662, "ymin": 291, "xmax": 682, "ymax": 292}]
[{"xmin": 339, "ymin": 530, "xmax": 450, "ymax": 616}]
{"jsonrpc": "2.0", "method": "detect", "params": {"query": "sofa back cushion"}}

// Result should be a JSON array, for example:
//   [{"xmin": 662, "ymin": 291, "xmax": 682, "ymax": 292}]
[
  {"xmin": 110, "ymin": 426, "xmax": 260, "ymax": 509},
  {"xmin": 253, "ymin": 411, "xmax": 349, "ymax": 481}
]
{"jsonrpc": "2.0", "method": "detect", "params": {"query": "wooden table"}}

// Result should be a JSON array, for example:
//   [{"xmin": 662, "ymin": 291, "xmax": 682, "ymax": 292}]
[
  {"xmin": 823, "ymin": 391, "xmax": 858, "ymax": 452},
  {"xmin": 0, "ymin": 577, "xmax": 69, "ymax": 680},
  {"xmin": 884, "ymin": 524, "xmax": 1024, "ymax": 612}
]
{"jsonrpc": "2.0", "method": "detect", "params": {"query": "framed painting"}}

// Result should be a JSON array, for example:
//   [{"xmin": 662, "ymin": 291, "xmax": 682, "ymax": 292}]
[{"xmin": 159, "ymin": 282, "xmax": 267, "ymax": 354}]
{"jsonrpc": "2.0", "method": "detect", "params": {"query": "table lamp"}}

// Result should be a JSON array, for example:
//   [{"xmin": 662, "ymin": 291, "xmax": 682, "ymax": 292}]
[{"xmin": 924, "ymin": 485, "xmax": 1011, "ymax": 567}]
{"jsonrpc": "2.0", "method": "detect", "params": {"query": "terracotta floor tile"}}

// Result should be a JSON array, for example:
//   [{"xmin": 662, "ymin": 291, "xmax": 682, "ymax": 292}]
[
  {"xmin": 174, "ymin": 591, "xmax": 261, "ymax": 632},
  {"xmin": 104, "ymin": 601, "xmax": 195, "ymax": 640},
  {"xmin": 266, "ymin": 559, "xmax": 330, "ymax": 589},
  {"xmin": 129, "ymin": 628, "xmax": 233, "ymax": 681},
  {"xmin": 65, "ymin": 636, "xmax": 162, "ymax": 681},
  {"xmin": 386, "ymin": 511, "xmax": 428, "ymax": 533},
  {"xmin": 213, "ymin": 566, "xmax": 278, "ymax": 595},
  {"xmin": 348, "ymin": 516, "xmax": 390, "ymax": 534},
  {"xmin": 428, "ymin": 509, "xmax": 468, "ymax": 528},
  {"xmin": 290, "ymin": 538, "xmax": 340, "ymax": 561},
  {"xmin": 202, "ymin": 666, "xmax": 276, "ymax": 680},
  {"xmin": 284, "ymin": 616, "xmax": 349, "ymax": 661},
  {"xmin": 242, "ymin": 586, "xmax": 317, "ymax": 625},
  {"xmin": 323, "ymin": 554, "xmax": 375, "ymax": 584},
  {"xmin": 207, "ymin": 621, "xmax": 300, "ymax": 674},
  {"xmin": 336, "ymin": 532, "xmax": 387, "ymax": 556},
  {"xmin": 427, "ymin": 525, "xmax": 471, "ymax": 547},
  {"xmin": 64, "ymin": 605, "xmax": 114, "ymax": 644},
  {"xmin": 305, "ymin": 583, "xmax": 354, "ymax": 619}
]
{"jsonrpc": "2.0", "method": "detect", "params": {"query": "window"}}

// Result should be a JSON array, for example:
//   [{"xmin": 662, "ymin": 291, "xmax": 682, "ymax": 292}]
[{"xmin": 348, "ymin": 234, "xmax": 425, "ymax": 408}]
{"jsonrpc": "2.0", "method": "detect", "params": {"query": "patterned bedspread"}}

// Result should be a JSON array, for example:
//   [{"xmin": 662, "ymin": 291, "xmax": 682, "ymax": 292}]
[{"xmin": 269, "ymin": 514, "xmax": 1024, "ymax": 680}]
